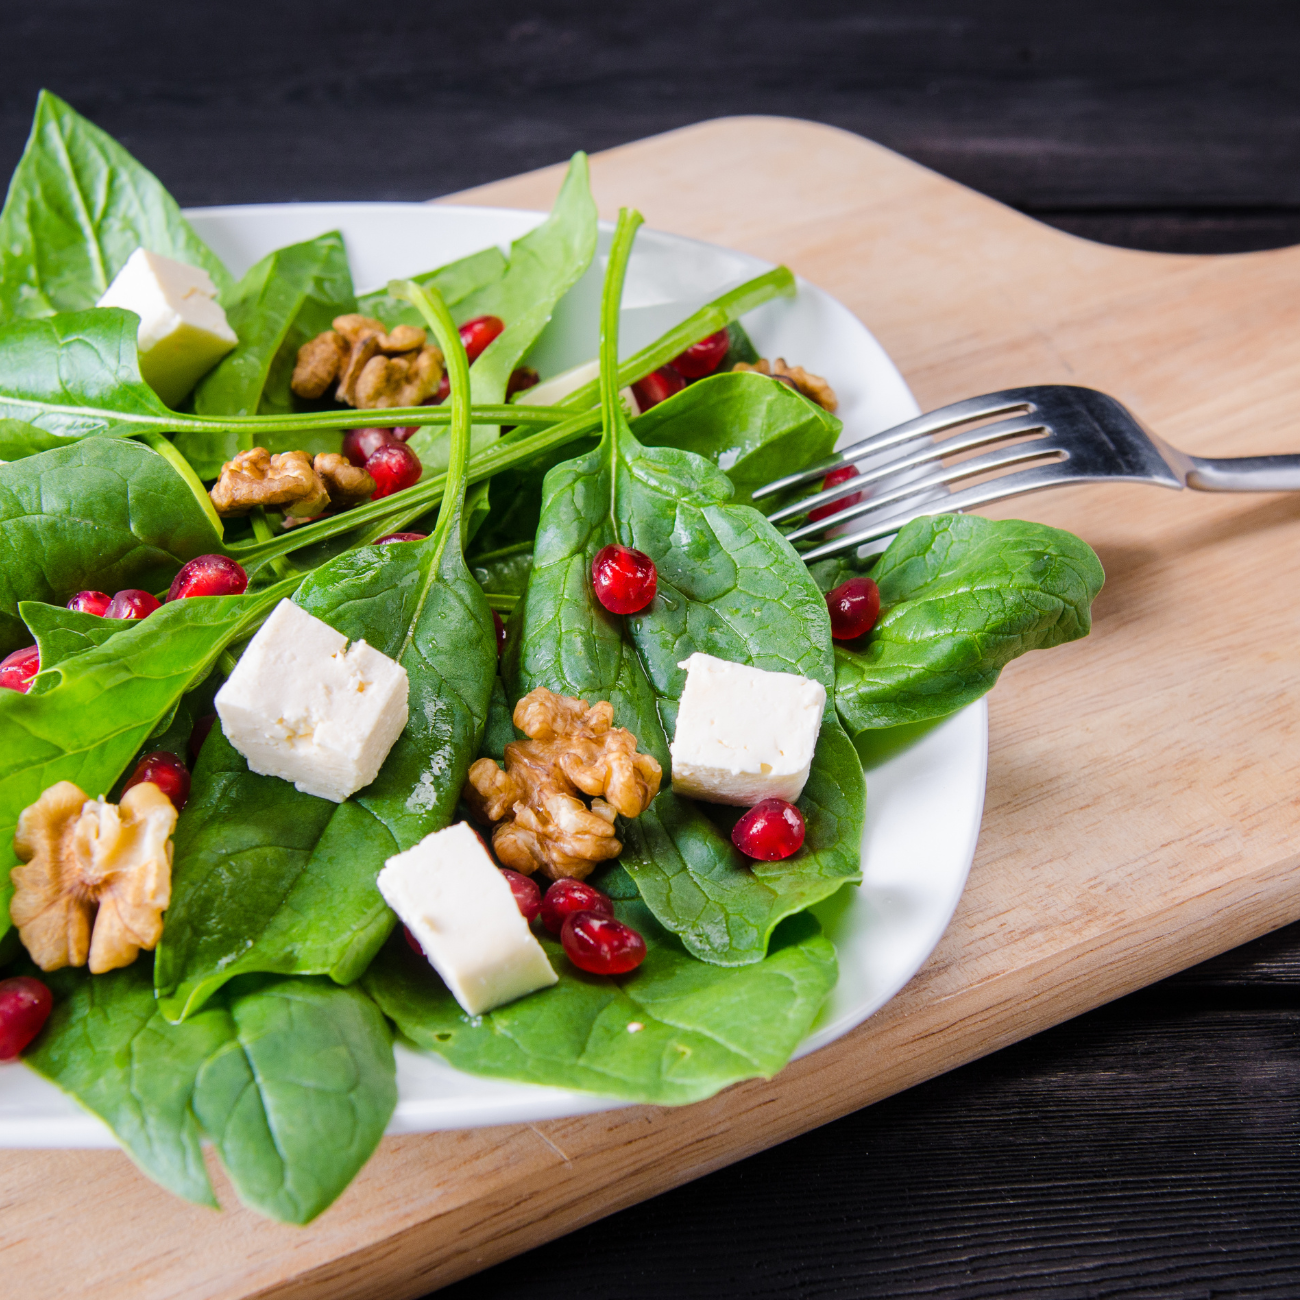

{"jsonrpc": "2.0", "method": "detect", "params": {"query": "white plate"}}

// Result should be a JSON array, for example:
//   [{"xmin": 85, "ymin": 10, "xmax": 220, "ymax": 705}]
[{"xmin": 0, "ymin": 203, "xmax": 987, "ymax": 1146}]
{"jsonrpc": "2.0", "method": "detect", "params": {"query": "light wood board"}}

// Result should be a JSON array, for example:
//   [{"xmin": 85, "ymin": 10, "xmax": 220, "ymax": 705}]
[{"xmin": 5, "ymin": 116, "xmax": 1300, "ymax": 1300}]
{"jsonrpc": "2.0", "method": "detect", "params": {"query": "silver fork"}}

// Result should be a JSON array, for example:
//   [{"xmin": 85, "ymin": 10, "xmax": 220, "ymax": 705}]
[{"xmin": 754, "ymin": 385, "xmax": 1300, "ymax": 561}]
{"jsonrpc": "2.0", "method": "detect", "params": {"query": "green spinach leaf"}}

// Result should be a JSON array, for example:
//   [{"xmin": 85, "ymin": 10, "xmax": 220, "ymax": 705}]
[
  {"xmin": 0, "ymin": 437, "xmax": 223, "ymax": 652},
  {"xmin": 409, "ymin": 154, "xmax": 598, "ymax": 472},
  {"xmin": 156, "ymin": 281, "xmax": 497, "ymax": 1019},
  {"xmin": 0, "ymin": 577, "xmax": 299, "ymax": 940},
  {"xmin": 365, "ymin": 902, "xmax": 836, "ymax": 1105},
  {"xmin": 0, "ymin": 419, "xmax": 77, "ymax": 459},
  {"xmin": 20, "ymin": 601, "xmax": 123, "ymax": 669},
  {"xmin": 25, "ymin": 961, "xmax": 396, "ymax": 1224},
  {"xmin": 0, "ymin": 91, "xmax": 234, "ymax": 319},
  {"xmin": 820, "ymin": 513, "xmax": 1105, "ymax": 732},
  {"xmin": 356, "ymin": 244, "xmax": 508, "ymax": 329},
  {"xmin": 509, "ymin": 210, "xmax": 864, "ymax": 966}
]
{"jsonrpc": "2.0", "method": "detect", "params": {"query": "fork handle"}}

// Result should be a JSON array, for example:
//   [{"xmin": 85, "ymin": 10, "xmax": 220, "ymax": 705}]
[{"xmin": 1186, "ymin": 455, "xmax": 1300, "ymax": 492}]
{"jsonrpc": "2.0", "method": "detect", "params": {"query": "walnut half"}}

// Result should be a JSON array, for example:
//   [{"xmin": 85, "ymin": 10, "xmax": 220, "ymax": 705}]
[
  {"xmin": 11, "ymin": 780, "xmax": 177, "ymax": 973},
  {"xmin": 209, "ymin": 447, "xmax": 375, "ymax": 518},
  {"xmin": 464, "ymin": 688, "xmax": 662, "ymax": 881},
  {"xmin": 291, "ymin": 314, "xmax": 445, "ymax": 411},
  {"xmin": 733, "ymin": 357, "xmax": 838, "ymax": 412}
]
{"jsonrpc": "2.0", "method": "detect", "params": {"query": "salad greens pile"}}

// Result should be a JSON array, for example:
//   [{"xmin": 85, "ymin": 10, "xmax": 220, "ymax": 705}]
[{"xmin": 0, "ymin": 92, "xmax": 1104, "ymax": 1223}]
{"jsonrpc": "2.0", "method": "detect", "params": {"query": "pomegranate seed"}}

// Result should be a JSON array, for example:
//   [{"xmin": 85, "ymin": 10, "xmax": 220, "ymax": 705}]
[
  {"xmin": 433, "ymin": 373, "xmax": 450, "ymax": 404},
  {"xmin": 106, "ymin": 589, "xmax": 161, "ymax": 620},
  {"xmin": 374, "ymin": 532, "xmax": 427, "ymax": 546},
  {"xmin": 501, "ymin": 869, "xmax": 541, "ymax": 923},
  {"xmin": 631, "ymin": 364, "xmax": 685, "ymax": 412},
  {"xmin": 732, "ymin": 798, "xmax": 806, "ymax": 861},
  {"xmin": 460, "ymin": 315, "xmax": 505, "ymax": 363},
  {"xmin": 342, "ymin": 426, "xmax": 398, "ymax": 467},
  {"xmin": 404, "ymin": 924, "xmax": 424, "ymax": 956},
  {"xmin": 167, "ymin": 554, "xmax": 248, "ymax": 601},
  {"xmin": 826, "ymin": 577, "xmax": 881, "ymax": 641},
  {"xmin": 561, "ymin": 911, "xmax": 646, "ymax": 975},
  {"xmin": 189, "ymin": 713, "xmax": 216, "ymax": 762},
  {"xmin": 808, "ymin": 465, "xmax": 864, "ymax": 524},
  {"xmin": 591, "ymin": 544, "xmax": 657, "ymax": 615},
  {"xmin": 123, "ymin": 750, "xmax": 191, "ymax": 811},
  {"xmin": 506, "ymin": 366, "xmax": 539, "ymax": 398},
  {"xmin": 672, "ymin": 329, "xmax": 730, "ymax": 379},
  {"xmin": 540, "ymin": 878, "xmax": 614, "ymax": 935},
  {"xmin": 492, "ymin": 609, "xmax": 507, "ymax": 656},
  {"xmin": 366, "ymin": 442, "xmax": 423, "ymax": 499},
  {"xmin": 66, "ymin": 590, "xmax": 112, "ymax": 616},
  {"xmin": 0, "ymin": 976, "xmax": 53, "ymax": 1060},
  {"xmin": 0, "ymin": 645, "xmax": 40, "ymax": 693}
]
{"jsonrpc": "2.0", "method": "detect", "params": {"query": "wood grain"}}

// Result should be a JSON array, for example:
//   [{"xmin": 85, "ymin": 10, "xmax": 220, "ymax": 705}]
[{"xmin": 5, "ymin": 115, "xmax": 1300, "ymax": 1300}]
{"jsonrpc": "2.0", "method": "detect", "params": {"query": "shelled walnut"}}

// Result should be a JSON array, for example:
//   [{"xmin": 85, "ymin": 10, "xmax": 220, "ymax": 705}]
[
  {"xmin": 291, "ymin": 314, "xmax": 445, "ymax": 411},
  {"xmin": 209, "ymin": 447, "xmax": 375, "ymax": 518},
  {"xmin": 733, "ymin": 357, "xmax": 838, "ymax": 411},
  {"xmin": 463, "ymin": 688, "xmax": 662, "ymax": 880},
  {"xmin": 10, "ymin": 780, "xmax": 177, "ymax": 973}
]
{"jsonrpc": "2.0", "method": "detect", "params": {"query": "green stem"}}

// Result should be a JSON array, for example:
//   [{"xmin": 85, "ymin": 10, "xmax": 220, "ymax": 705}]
[
  {"xmin": 560, "ymin": 265, "xmax": 795, "ymax": 411},
  {"xmin": 466, "ymin": 539, "xmax": 533, "ymax": 564},
  {"xmin": 600, "ymin": 210, "xmax": 645, "ymax": 456},
  {"xmin": 250, "ymin": 508, "xmax": 292, "ymax": 578},
  {"xmin": 156, "ymin": 402, "xmax": 571, "ymax": 438},
  {"xmin": 482, "ymin": 592, "xmax": 519, "ymax": 613}
]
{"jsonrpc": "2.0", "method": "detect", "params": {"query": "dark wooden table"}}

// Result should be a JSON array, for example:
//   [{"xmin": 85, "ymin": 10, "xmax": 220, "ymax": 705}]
[{"xmin": 6, "ymin": 4, "xmax": 1300, "ymax": 1295}]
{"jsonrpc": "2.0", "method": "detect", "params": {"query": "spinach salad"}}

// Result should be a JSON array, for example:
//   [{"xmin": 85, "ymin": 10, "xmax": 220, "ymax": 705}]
[{"xmin": 0, "ymin": 93, "xmax": 1105, "ymax": 1223}]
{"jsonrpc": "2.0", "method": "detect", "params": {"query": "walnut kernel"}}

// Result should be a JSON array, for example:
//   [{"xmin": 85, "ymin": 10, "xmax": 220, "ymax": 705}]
[
  {"xmin": 733, "ymin": 357, "xmax": 838, "ymax": 411},
  {"xmin": 464, "ymin": 688, "xmax": 662, "ymax": 880},
  {"xmin": 314, "ymin": 452, "xmax": 375, "ymax": 507},
  {"xmin": 291, "ymin": 330, "xmax": 349, "ymax": 400},
  {"xmin": 209, "ymin": 447, "xmax": 330, "ymax": 518},
  {"xmin": 292, "ymin": 315, "xmax": 445, "ymax": 411},
  {"xmin": 11, "ymin": 780, "xmax": 177, "ymax": 973}
]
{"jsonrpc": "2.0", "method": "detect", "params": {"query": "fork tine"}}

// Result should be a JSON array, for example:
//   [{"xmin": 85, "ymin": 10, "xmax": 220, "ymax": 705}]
[
  {"xmin": 799, "ymin": 462, "xmax": 1079, "ymax": 561},
  {"xmin": 752, "ymin": 388, "xmax": 1037, "ymax": 503},
  {"xmin": 783, "ymin": 440, "xmax": 1064, "ymax": 543},
  {"xmin": 765, "ymin": 412, "xmax": 1050, "ymax": 525}
]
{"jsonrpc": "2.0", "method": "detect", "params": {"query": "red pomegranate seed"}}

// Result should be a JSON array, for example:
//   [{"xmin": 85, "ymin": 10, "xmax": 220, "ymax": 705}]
[
  {"xmin": 342, "ymin": 426, "xmax": 398, "ymax": 467},
  {"xmin": 366, "ymin": 442, "xmax": 423, "ymax": 499},
  {"xmin": 404, "ymin": 924, "xmax": 424, "ymax": 956},
  {"xmin": 106, "ymin": 589, "xmax": 161, "ymax": 620},
  {"xmin": 0, "ymin": 645, "xmax": 39, "ymax": 693},
  {"xmin": 374, "ymin": 532, "xmax": 428, "ymax": 545},
  {"xmin": 433, "ymin": 373, "xmax": 450, "ymax": 404},
  {"xmin": 672, "ymin": 329, "xmax": 730, "ymax": 379},
  {"xmin": 0, "ymin": 976, "xmax": 53, "ymax": 1060},
  {"xmin": 631, "ymin": 364, "xmax": 685, "ymax": 412},
  {"xmin": 66, "ymin": 590, "xmax": 112, "ymax": 616},
  {"xmin": 460, "ymin": 315, "xmax": 505, "ymax": 363},
  {"xmin": 808, "ymin": 464, "xmax": 864, "ymax": 524},
  {"xmin": 189, "ymin": 713, "xmax": 216, "ymax": 763},
  {"xmin": 492, "ymin": 609, "xmax": 507, "ymax": 656},
  {"xmin": 540, "ymin": 878, "xmax": 614, "ymax": 935},
  {"xmin": 732, "ymin": 798, "xmax": 806, "ymax": 861},
  {"xmin": 826, "ymin": 577, "xmax": 881, "ymax": 641},
  {"xmin": 168, "ymin": 554, "xmax": 248, "ymax": 601},
  {"xmin": 591, "ymin": 544, "xmax": 657, "ymax": 615},
  {"xmin": 501, "ymin": 869, "xmax": 541, "ymax": 923},
  {"xmin": 561, "ymin": 911, "xmax": 646, "ymax": 975},
  {"xmin": 506, "ymin": 366, "xmax": 539, "ymax": 398},
  {"xmin": 123, "ymin": 750, "xmax": 191, "ymax": 811}
]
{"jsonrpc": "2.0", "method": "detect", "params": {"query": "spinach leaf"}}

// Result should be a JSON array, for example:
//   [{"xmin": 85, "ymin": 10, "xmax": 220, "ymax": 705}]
[
  {"xmin": 356, "ymin": 244, "xmax": 508, "ymax": 329},
  {"xmin": 821, "ymin": 513, "xmax": 1104, "ymax": 732},
  {"xmin": 630, "ymin": 368, "xmax": 841, "ymax": 506},
  {"xmin": 20, "ymin": 601, "xmax": 123, "ymax": 669},
  {"xmin": 365, "ymin": 902, "xmax": 836, "ymax": 1105},
  {"xmin": 157, "ymin": 281, "xmax": 497, "ymax": 1019},
  {"xmin": 0, "ymin": 577, "xmax": 299, "ymax": 941},
  {"xmin": 408, "ymin": 154, "xmax": 598, "ymax": 472},
  {"xmin": 470, "ymin": 542, "xmax": 533, "ymax": 604},
  {"xmin": 25, "ymin": 961, "xmax": 396, "ymax": 1224},
  {"xmin": 0, "ymin": 437, "xmax": 223, "ymax": 652},
  {"xmin": 175, "ymin": 232, "xmax": 358, "ymax": 477},
  {"xmin": 509, "ymin": 210, "xmax": 864, "ymax": 966},
  {"xmin": 0, "ymin": 91, "xmax": 234, "ymax": 319},
  {"xmin": 0, "ymin": 419, "xmax": 77, "ymax": 459}
]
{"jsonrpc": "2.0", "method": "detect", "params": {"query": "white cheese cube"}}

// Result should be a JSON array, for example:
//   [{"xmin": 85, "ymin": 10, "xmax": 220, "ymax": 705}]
[
  {"xmin": 98, "ymin": 248, "xmax": 237, "ymax": 406},
  {"xmin": 214, "ymin": 599, "xmax": 409, "ymax": 802},
  {"xmin": 378, "ymin": 822, "xmax": 557, "ymax": 1015},
  {"xmin": 669, "ymin": 652, "xmax": 827, "ymax": 806}
]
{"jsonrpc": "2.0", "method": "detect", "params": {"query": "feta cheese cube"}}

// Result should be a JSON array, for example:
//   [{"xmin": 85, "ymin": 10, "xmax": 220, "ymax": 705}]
[
  {"xmin": 215, "ymin": 599, "xmax": 409, "ymax": 802},
  {"xmin": 98, "ymin": 249, "xmax": 237, "ymax": 406},
  {"xmin": 669, "ymin": 652, "xmax": 827, "ymax": 806},
  {"xmin": 378, "ymin": 822, "xmax": 557, "ymax": 1015}
]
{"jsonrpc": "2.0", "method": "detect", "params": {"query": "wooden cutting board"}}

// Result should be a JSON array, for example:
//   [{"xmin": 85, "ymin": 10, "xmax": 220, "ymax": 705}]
[{"xmin": 6, "ymin": 116, "xmax": 1300, "ymax": 1300}]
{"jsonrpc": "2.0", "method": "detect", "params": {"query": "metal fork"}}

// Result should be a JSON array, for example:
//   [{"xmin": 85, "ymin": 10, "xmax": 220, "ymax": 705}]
[{"xmin": 755, "ymin": 385, "xmax": 1300, "ymax": 561}]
